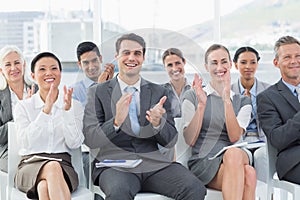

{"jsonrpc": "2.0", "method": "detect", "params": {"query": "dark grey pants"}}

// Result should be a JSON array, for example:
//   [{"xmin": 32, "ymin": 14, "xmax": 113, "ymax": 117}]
[{"xmin": 98, "ymin": 162, "xmax": 206, "ymax": 200}]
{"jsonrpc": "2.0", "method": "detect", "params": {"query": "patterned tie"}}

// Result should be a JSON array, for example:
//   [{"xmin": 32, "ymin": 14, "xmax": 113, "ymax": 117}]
[
  {"xmin": 295, "ymin": 87, "xmax": 300, "ymax": 103},
  {"xmin": 125, "ymin": 86, "xmax": 140, "ymax": 135}
]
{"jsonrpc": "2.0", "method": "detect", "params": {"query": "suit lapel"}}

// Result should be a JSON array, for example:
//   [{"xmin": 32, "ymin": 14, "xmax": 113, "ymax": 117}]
[
  {"xmin": 109, "ymin": 77, "xmax": 122, "ymax": 117},
  {"xmin": 277, "ymin": 80, "xmax": 300, "ymax": 111},
  {"xmin": 140, "ymin": 78, "xmax": 151, "ymax": 125}
]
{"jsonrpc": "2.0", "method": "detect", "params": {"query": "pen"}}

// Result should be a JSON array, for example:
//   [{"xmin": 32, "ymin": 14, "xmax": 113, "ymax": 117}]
[{"xmin": 102, "ymin": 160, "xmax": 126, "ymax": 163}]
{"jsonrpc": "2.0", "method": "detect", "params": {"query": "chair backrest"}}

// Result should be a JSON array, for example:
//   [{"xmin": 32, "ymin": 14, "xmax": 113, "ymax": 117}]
[
  {"xmin": 69, "ymin": 148, "xmax": 86, "ymax": 187},
  {"xmin": 266, "ymin": 138, "xmax": 277, "ymax": 180},
  {"xmin": 174, "ymin": 118, "xmax": 191, "ymax": 168},
  {"xmin": 7, "ymin": 122, "xmax": 20, "ymax": 193}
]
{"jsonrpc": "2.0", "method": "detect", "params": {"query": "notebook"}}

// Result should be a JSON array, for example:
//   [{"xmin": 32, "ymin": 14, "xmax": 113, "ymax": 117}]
[{"xmin": 96, "ymin": 159, "xmax": 143, "ymax": 168}]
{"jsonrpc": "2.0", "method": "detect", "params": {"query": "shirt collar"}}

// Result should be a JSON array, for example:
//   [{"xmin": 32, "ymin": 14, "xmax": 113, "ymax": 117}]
[
  {"xmin": 281, "ymin": 78, "xmax": 300, "ymax": 95},
  {"xmin": 117, "ymin": 75, "xmax": 141, "ymax": 93},
  {"xmin": 168, "ymin": 77, "xmax": 190, "ymax": 88},
  {"xmin": 83, "ymin": 77, "xmax": 96, "ymax": 89},
  {"xmin": 238, "ymin": 78, "xmax": 257, "ymax": 97},
  {"xmin": 204, "ymin": 82, "xmax": 235, "ymax": 100},
  {"xmin": 8, "ymin": 84, "xmax": 28, "ymax": 99}
]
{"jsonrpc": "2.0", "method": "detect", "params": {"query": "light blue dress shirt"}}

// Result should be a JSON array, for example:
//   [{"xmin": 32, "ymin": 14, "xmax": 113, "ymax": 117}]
[
  {"xmin": 238, "ymin": 79, "xmax": 258, "ymax": 133},
  {"xmin": 70, "ymin": 77, "xmax": 95, "ymax": 107}
]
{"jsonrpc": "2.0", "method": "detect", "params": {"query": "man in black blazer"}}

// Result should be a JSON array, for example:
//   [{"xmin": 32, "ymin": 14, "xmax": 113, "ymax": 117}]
[
  {"xmin": 257, "ymin": 35, "xmax": 300, "ymax": 184},
  {"xmin": 83, "ymin": 33, "xmax": 206, "ymax": 199}
]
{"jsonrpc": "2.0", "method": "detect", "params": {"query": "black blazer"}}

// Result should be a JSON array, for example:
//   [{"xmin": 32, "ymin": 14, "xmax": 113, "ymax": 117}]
[{"xmin": 257, "ymin": 79, "xmax": 300, "ymax": 179}]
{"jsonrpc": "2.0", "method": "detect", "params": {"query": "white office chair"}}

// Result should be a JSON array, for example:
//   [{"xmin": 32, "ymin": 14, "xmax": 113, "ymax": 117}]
[
  {"xmin": 0, "ymin": 170, "xmax": 7, "ymax": 200},
  {"xmin": 7, "ymin": 122, "xmax": 93, "ymax": 200},
  {"xmin": 266, "ymin": 139, "xmax": 300, "ymax": 200}
]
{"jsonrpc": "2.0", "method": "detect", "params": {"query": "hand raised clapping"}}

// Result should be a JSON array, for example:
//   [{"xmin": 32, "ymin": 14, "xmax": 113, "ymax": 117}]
[
  {"xmin": 192, "ymin": 73, "xmax": 207, "ymax": 107},
  {"xmin": 146, "ymin": 96, "xmax": 167, "ymax": 127},
  {"xmin": 63, "ymin": 85, "xmax": 73, "ymax": 111}
]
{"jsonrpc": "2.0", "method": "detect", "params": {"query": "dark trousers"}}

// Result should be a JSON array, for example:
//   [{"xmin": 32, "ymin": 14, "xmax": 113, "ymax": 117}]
[
  {"xmin": 98, "ymin": 162, "xmax": 206, "ymax": 200},
  {"xmin": 282, "ymin": 162, "xmax": 300, "ymax": 184}
]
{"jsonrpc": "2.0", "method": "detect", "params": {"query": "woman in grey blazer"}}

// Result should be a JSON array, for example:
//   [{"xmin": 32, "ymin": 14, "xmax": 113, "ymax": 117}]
[
  {"xmin": 231, "ymin": 46, "xmax": 270, "ymax": 182},
  {"xmin": 0, "ymin": 45, "xmax": 37, "ymax": 172}
]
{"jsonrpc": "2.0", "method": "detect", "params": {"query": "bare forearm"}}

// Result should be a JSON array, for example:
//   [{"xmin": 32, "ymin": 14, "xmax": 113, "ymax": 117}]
[{"xmin": 183, "ymin": 104, "xmax": 205, "ymax": 146}]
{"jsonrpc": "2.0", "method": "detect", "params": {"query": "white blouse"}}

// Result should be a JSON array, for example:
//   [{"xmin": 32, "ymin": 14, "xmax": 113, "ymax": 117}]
[{"xmin": 14, "ymin": 91, "xmax": 84, "ymax": 156}]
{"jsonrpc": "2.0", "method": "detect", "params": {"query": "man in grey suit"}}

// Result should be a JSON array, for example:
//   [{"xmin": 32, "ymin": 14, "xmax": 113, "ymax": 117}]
[
  {"xmin": 257, "ymin": 35, "xmax": 300, "ymax": 184},
  {"xmin": 83, "ymin": 33, "xmax": 206, "ymax": 199}
]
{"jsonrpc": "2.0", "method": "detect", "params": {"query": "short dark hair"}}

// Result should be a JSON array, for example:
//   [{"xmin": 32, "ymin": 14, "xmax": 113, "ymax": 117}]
[
  {"xmin": 233, "ymin": 46, "xmax": 260, "ymax": 63},
  {"xmin": 162, "ymin": 48, "xmax": 185, "ymax": 64},
  {"xmin": 76, "ymin": 41, "xmax": 101, "ymax": 61},
  {"xmin": 274, "ymin": 36, "xmax": 300, "ymax": 59},
  {"xmin": 31, "ymin": 52, "xmax": 62, "ymax": 73},
  {"xmin": 204, "ymin": 44, "xmax": 231, "ymax": 64},
  {"xmin": 115, "ymin": 33, "xmax": 146, "ymax": 56}
]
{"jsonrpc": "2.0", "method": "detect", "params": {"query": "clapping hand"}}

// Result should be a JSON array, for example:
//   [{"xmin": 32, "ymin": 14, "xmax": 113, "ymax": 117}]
[
  {"xmin": 63, "ymin": 85, "xmax": 73, "ymax": 111},
  {"xmin": 98, "ymin": 63, "xmax": 115, "ymax": 83},
  {"xmin": 222, "ymin": 69, "xmax": 231, "ymax": 102},
  {"xmin": 43, "ymin": 83, "xmax": 57, "ymax": 114},
  {"xmin": 192, "ymin": 73, "xmax": 207, "ymax": 106},
  {"xmin": 114, "ymin": 92, "xmax": 132, "ymax": 126},
  {"xmin": 146, "ymin": 96, "xmax": 167, "ymax": 127},
  {"xmin": 26, "ymin": 84, "xmax": 35, "ymax": 99}
]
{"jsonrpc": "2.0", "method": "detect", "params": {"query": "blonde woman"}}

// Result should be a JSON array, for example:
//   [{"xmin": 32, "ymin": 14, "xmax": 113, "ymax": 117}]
[{"xmin": 0, "ymin": 45, "xmax": 36, "ymax": 173}]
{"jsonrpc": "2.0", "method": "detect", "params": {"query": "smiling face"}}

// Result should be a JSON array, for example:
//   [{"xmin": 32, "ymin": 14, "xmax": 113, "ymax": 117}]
[
  {"xmin": 205, "ymin": 48, "xmax": 232, "ymax": 83},
  {"xmin": 274, "ymin": 43, "xmax": 300, "ymax": 86},
  {"xmin": 115, "ymin": 39, "xmax": 144, "ymax": 84},
  {"xmin": 234, "ymin": 51, "xmax": 258, "ymax": 81},
  {"xmin": 164, "ymin": 54, "xmax": 185, "ymax": 82},
  {"xmin": 31, "ymin": 57, "xmax": 61, "ymax": 91},
  {"xmin": 78, "ymin": 51, "xmax": 102, "ymax": 82},
  {"xmin": 1, "ymin": 51, "xmax": 25, "ymax": 84}
]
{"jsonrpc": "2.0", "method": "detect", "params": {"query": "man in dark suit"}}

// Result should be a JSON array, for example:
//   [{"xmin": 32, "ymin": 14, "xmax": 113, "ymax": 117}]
[
  {"xmin": 83, "ymin": 33, "xmax": 206, "ymax": 199},
  {"xmin": 257, "ymin": 35, "xmax": 300, "ymax": 184}
]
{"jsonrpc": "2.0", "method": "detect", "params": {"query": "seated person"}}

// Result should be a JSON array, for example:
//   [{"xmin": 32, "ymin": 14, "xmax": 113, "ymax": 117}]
[
  {"xmin": 0, "ymin": 45, "xmax": 37, "ymax": 173},
  {"xmin": 257, "ymin": 35, "xmax": 300, "ymax": 184},
  {"xmin": 14, "ymin": 52, "xmax": 84, "ymax": 199},
  {"xmin": 83, "ymin": 33, "xmax": 207, "ymax": 199},
  {"xmin": 231, "ymin": 46, "xmax": 270, "ymax": 182},
  {"xmin": 162, "ymin": 48, "xmax": 191, "ymax": 118},
  {"xmin": 182, "ymin": 44, "xmax": 256, "ymax": 199},
  {"xmin": 70, "ymin": 41, "xmax": 114, "ymax": 190},
  {"xmin": 71, "ymin": 41, "xmax": 114, "ymax": 107}
]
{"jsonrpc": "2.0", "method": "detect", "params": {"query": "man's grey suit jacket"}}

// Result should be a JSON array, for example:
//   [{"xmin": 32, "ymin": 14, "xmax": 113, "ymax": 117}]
[
  {"xmin": 83, "ymin": 76, "xmax": 178, "ymax": 182},
  {"xmin": 257, "ymin": 79, "xmax": 300, "ymax": 179}
]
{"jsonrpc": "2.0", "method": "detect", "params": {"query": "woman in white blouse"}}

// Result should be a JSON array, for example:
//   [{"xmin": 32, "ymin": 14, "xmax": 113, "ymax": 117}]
[{"xmin": 14, "ymin": 52, "xmax": 84, "ymax": 200}]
